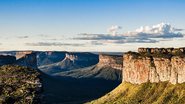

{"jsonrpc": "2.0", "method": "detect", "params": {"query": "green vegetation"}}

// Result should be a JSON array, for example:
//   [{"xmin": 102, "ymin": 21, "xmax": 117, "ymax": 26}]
[
  {"xmin": 88, "ymin": 82, "xmax": 185, "ymax": 104},
  {"xmin": 0, "ymin": 65, "xmax": 41, "ymax": 104},
  {"xmin": 125, "ymin": 51, "xmax": 182, "ymax": 59}
]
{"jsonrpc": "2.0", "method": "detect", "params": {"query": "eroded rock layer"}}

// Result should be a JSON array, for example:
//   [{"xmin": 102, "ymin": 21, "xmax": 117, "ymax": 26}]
[
  {"xmin": 123, "ymin": 51, "xmax": 185, "ymax": 84},
  {"xmin": 98, "ymin": 54, "xmax": 123, "ymax": 70}
]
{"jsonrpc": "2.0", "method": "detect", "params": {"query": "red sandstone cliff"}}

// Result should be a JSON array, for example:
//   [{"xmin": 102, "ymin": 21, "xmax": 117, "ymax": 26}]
[{"xmin": 123, "ymin": 50, "xmax": 185, "ymax": 84}]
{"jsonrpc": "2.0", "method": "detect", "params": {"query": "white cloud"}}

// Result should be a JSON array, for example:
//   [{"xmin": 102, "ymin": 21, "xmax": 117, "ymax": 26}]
[
  {"xmin": 74, "ymin": 23, "xmax": 184, "ymax": 45},
  {"xmin": 124, "ymin": 22, "xmax": 183, "ymax": 38},
  {"xmin": 107, "ymin": 25, "xmax": 122, "ymax": 36}
]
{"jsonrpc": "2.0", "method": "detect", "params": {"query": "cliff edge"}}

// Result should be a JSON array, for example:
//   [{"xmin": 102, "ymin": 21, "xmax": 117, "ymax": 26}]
[
  {"xmin": 123, "ymin": 48, "xmax": 185, "ymax": 84},
  {"xmin": 88, "ymin": 47, "xmax": 185, "ymax": 104},
  {"xmin": 98, "ymin": 54, "xmax": 123, "ymax": 70}
]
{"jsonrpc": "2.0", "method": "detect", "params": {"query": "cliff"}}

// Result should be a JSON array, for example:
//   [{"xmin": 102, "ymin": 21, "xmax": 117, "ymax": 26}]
[
  {"xmin": 0, "ymin": 65, "xmax": 42, "ymax": 104},
  {"xmin": 37, "ymin": 51, "xmax": 66, "ymax": 66},
  {"xmin": 98, "ymin": 54, "xmax": 123, "ymax": 70},
  {"xmin": 89, "ymin": 48, "xmax": 185, "ymax": 104},
  {"xmin": 123, "ymin": 48, "xmax": 185, "ymax": 84},
  {"xmin": 16, "ymin": 52, "xmax": 38, "ymax": 69},
  {"xmin": 138, "ymin": 47, "xmax": 185, "ymax": 55},
  {"xmin": 15, "ymin": 51, "xmax": 33, "ymax": 59}
]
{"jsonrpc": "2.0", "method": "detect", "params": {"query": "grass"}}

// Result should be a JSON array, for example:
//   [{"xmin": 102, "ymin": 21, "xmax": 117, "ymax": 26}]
[{"xmin": 87, "ymin": 82, "xmax": 185, "ymax": 104}]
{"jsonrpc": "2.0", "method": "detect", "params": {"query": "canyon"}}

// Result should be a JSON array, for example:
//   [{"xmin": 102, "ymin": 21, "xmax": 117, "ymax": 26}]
[{"xmin": 1, "ymin": 48, "xmax": 185, "ymax": 104}]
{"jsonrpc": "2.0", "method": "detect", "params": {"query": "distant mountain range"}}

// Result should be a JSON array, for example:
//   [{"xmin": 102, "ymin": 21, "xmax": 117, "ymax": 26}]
[
  {"xmin": 38, "ymin": 52, "xmax": 99, "ymax": 75},
  {"xmin": 0, "ymin": 51, "xmax": 122, "ymax": 103}
]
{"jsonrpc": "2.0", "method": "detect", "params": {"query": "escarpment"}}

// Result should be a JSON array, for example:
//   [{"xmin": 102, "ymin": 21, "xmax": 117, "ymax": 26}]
[
  {"xmin": 15, "ymin": 51, "xmax": 34, "ymax": 59},
  {"xmin": 16, "ymin": 52, "xmax": 38, "ymax": 69},
  {"xmin": 98, "ymin": 54, "xmax": 123, "ymax": 70},
  {"xmin": 123, "ymin": 48, "xmax": 185, "ymax": 84}
]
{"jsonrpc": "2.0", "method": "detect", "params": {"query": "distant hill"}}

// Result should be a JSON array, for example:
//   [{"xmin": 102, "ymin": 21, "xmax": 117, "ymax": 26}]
[
  {"xmin": 39, "ymin": 52, "xmax": 99, "ymax": 75},
  {"xmin": 36, "ymin": 51, "xmax": 67, "ymax": 66},
  {"xmin": 55, "ymin": 65, "xmax": 122, "ymax": 81}
]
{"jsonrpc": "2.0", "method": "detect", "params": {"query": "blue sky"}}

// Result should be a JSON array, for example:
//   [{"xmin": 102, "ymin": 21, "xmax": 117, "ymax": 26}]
[{"xmin": 0, "ymin": 0, "xmax": 184, "ymax": 52}]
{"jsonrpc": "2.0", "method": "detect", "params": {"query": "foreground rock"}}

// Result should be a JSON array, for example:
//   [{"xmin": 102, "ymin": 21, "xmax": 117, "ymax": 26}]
[{"xmin": 0, "ymin": 65, "xmax": 42, "ymax": 104}]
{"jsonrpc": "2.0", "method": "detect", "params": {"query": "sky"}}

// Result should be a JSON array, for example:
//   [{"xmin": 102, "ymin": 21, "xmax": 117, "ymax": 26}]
[{"xmin": 0, "ymin": 0, "xmax": 185, "ymax": 52}]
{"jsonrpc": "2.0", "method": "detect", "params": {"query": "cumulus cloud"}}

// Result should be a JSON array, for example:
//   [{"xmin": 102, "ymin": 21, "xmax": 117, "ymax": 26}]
[
  {"xmin": 74, "ymin": 23, "xmax": 184, "ymax": 45},
  {"xmin": 124, "ymin": 23, "xmax": 183, "ymax": 38},
  {"xmin": 108, "ymin": 25, "xmax": 122, "ymax": 36},
  {"xmin": 25, "ymin": 42, "xmax": 84, "ymax": 47}
]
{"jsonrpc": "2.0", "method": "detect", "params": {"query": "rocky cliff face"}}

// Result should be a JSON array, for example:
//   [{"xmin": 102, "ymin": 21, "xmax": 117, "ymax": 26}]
[
  {"xmin": 15, "ymin": 51, "xmax": 33, "ymax": 59},
  {"xmin": 98, "ymin": 54, "xmax": 123, "ymax": 70},
  {"xmin": 16, "ymin": 52, "xmax": 38, "ymax": 69},
  {"xmin": 123, "ymin": 49, "xmax": 185, "ymax": 84}
]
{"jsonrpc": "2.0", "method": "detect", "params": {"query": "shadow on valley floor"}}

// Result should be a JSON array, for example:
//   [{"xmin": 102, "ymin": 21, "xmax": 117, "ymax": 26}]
[{"xmin": 40, "ymin": 73, "xmax": 121, "ymax": 104}]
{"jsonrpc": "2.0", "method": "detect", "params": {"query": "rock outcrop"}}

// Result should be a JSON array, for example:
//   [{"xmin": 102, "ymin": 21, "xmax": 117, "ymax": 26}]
[
  {"xmin": 98, "ymin": 54, "xmax": 123, "ymax": 70},
  {"xmin": 64, "ymin": 53, "xmax": 78, "ymax": 63},
  {"xmin": 138, "ymin": 47, "xmax": 185, "ymax": 54},
  {"xmin": 16, "ymin": 52, "xmax": 38, "ymax": 69},
  {"xmin": 123, "ymin": 49, "xmax": 185, "ymax": 84},
  {"xmin": 15, "ymin": 51, "xmax": 33, "ymax": 59}
]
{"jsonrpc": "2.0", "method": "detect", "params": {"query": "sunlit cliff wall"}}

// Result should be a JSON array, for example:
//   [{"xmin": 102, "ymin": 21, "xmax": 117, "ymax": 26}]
[{"xmin": 123, "ymin": 48, "xmax": 185, "ymax": 84}]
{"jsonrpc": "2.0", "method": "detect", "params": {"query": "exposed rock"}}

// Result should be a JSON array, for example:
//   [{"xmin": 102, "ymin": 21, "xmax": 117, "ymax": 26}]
[
  {"xmin": 16, "ymin": 52, "xmax": 38, "ymax": 69},
  {"xmin": 170, "ymin": 56, "xmax": 185, "ymax": 84},
  {"xmin": 15, "ymin": 51, "xmax": 33, "ymax": 59},
  {"xmin": 98, "ymin": 54, "xmax": 123, "ymax": 70},
  {"xmin": 123, "ymin": 50, "xmax": 185, "ymax": 84},
  {"xmin": 64, "ymin": 53, "xmax": 78, "ymax": 63},
  {"xmin": 138, "ymin": 47, "xmax": 185, "ymax": 55},
  {"xmin": 123, "ymin": 54, "xmax": 151, "ymax": 84}
]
